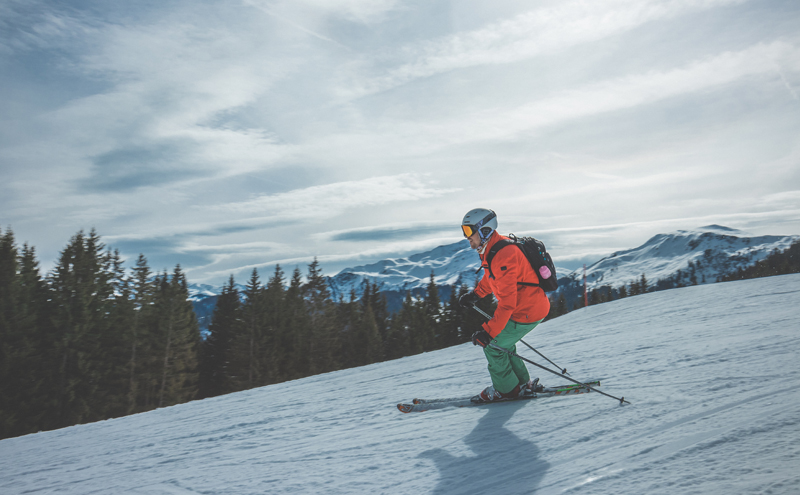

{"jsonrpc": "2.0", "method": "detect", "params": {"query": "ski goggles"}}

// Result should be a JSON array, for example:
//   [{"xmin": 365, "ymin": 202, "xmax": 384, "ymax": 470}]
[
  {"xmin": 461, "ymin": 224, "xmax": 480, "ymax": 238},
  {"xmin": 461, "ymin": 211, "xmax": 496, "ymax": 238}
]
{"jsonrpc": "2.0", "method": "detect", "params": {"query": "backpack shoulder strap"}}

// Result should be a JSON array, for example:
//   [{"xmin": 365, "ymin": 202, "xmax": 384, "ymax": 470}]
[{"xmin": 484, "ymin": 239, "xmax": 512, "ymax": 278}]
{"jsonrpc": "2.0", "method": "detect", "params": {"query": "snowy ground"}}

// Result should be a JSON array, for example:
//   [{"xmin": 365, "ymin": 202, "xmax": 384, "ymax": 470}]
[{"xmin": 2, "ymin": 274, "xmax": 800, "ymax": 494}]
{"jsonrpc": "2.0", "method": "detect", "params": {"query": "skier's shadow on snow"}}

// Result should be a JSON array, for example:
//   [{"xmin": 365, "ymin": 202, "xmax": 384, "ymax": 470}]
[{"xmin": 419, "ymin": 403, "xmax": 549, "ymax": 494}]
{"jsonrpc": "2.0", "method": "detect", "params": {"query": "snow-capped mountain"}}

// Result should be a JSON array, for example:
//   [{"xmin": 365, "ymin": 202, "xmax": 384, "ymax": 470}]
[
  {"xmin": 188, "ymin": 282, "xmax": 250, "ymax": 302},
  {"xmin": 570, "ymin": 225, "xmax": 800, "ymax": 291},
  {"xmin": 187, "ymin": 283, "xmax": 221, "ymax": 302},
  {"xmin": 189, "ymin": 225, "xmax": 799, "ymax": 322},
  {"xmin": 326, "ymin": 240, "xmax": 479, "ymax": 301},
  {"xmin": 326, "ymin": 225, "xmax": 799, "ymax": 298}
]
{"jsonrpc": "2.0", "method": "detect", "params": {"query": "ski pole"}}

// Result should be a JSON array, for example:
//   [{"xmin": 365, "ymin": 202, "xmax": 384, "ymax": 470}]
[
  {"xmin": 471, "ymin": 305, "xmax": 569, "ymax": 375},
  {"xmin": 488, "ymin": 342, "xmax": 630, "ymax": 405}
]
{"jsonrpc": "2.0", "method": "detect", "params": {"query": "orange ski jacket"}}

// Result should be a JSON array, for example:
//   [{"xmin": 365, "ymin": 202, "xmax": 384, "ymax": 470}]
[{"xmin": 474, "ymin": 232, "xmax": 551, "ymax": 338}]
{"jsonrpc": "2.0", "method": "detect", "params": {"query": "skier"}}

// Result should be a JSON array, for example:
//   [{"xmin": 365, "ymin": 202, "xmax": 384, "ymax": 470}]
[{"xmin": 458, "ymin": 208, "xmax": 551, "ymax": 401}]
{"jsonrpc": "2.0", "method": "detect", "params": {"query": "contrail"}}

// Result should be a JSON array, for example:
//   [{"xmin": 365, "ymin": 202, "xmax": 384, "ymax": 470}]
[{"xmin": 242, "ymin": 0, "xmax": 351, "ymax": 51}]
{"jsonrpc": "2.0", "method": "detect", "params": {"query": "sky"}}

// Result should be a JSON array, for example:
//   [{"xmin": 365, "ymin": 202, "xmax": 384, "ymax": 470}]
[{"xmin": 1, "ymin": 0, "xmax": 799, "ymax": 285}]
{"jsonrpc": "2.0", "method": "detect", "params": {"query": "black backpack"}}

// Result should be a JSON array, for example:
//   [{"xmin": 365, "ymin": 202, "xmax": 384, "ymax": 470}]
[{"xmin": 484, "ymin": 234, "xmax": 558, "ymax": 292}]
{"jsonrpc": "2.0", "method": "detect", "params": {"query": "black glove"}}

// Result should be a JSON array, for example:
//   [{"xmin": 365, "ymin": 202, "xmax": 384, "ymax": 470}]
[
  {"xmin": 459, "ymin": 291, "xmax": 480, "ymax": 309},
  {"xmin": 472, "ymin": 330, "xmax": 492, "ymax": 347}
]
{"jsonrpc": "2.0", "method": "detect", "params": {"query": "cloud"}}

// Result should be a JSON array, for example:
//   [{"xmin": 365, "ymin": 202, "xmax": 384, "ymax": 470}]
[
  {"xmin": 324, "ymin": 222, "xmax": 454, "ymax": 242},
  {"xmin": 404, "ymin": 40, "xmax": 800, "ymax": 147},
  {"xmin": 16, "ymin": 3, "xmax": 301, "ymax": 195},
  {"xmin": 218, "ymin": 174, "xmax": 460, "ymax": 219},
  {"xmin": 244, "ymin": 0, "xmax": 399, "ymax": 31},
  {"xmin": 81, "ymin": 141, "xmax": 212, "ymax": 192},
  {"xmin": 343, "ymin": 0, "xmax": 751, "ymax": 99},
  {"xmin": 0, "ymin": 1, "xmax": 97, "ymax": 55},
  {"xmin": 108, "ymin": 235, "xmax": 218, "ymax": 270}
]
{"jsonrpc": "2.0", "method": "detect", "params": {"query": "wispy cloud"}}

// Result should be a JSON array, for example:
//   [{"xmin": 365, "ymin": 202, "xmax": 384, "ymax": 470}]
[
  {"xmin": 405, "ymin": 40, "xmax": 800, "ymax": 147},
  {"xmin": 217, "ymin": 174, "xmax": 460, "ymax": 219},
  {"xmin": 343, "ymin": 0, "xmax": 751, "ymax": 98},
  {"xmin": 321, "ymin": 221, "xmax": 454, "ymax": 242},
  {"xmin": 0, "ymin": 1, "xmax": 99, "ymax": 55},
  {"xmin": 21, "ymin": 4, "xmax": 301, "ymax": 194}
]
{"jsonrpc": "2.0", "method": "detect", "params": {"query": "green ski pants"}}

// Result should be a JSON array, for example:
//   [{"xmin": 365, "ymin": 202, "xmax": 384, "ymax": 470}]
[{"xmin": 483, "ymin": 319, "xmax": 543, "ymax": 394}]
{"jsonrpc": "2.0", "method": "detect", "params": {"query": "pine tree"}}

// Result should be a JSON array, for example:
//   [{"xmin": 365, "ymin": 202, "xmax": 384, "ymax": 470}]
[
  {"xmin": 423, "ymin": 272, "xmax": 442, "ymax": 349},
  {"xmin": 335, "ymin": 290, "xmax": 354, "ymax": 368},
  {"xmin": 304, "ymin": 259, "xmax": 338, "ymax": 374},
  {"xmin": 0, "ymin": 228, "xmax": 24, "ymax": 437},
  {"xmin": 128, "ymin": 254, "xmax": 155, "ymax": 413},
  {"xmin": 588, "ymin": 288, "xmax": 599, "ymax": 306},
  {"xmin": 48, "ymin": 229, "xmax": 117, "ymax": 427},
  {"xmin": 439, "ymin": 285, "xmax": 465, "ymax": 347},
  {"xmin": 384, "ymin": 292, "xmax": 415, "ymax": 359},
  {"xmin": 366, "ymin": 280, "xmax": 389, "ymax": 347},
  {"xmin": 154, "ymin": 266, "xmax": 199, "ymax": 407},
  {"xmin": 360, "ymin": 302, "xmax": 382, "ymax": 365},
  {"xmin": 284, "ymin": 268, "xmax": 309, "ymax": 379},
  {"xmin": 547, "ymin": 292, "xmax": 569, "ymax": 319},
  {"xmin": 264, "ymin": 265, "xmax": 287, "ymax": 382},
  {"xmin": 11, "ymin": 245, "xmax": 52, "ymax": 433},
  {"xmin": 238, "ymin": 269, "xmax": 276, "ymax": 388},
  {"xmin": 199, "ymin": 276, "xmax": 240, "ymax": 398},
  {"xmin": 95, "ymin": 249, "xmax": 134, "ymax": 419},
  {"xmin": 138, "ymin": 272, "xmax": 166, "ymax": 410},
  {"xmin": 357, "ymin": 281, "xmax": 383, "ymax": 365}
]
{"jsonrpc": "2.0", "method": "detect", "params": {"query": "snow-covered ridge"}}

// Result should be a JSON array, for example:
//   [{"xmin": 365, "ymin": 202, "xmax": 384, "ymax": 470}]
[
  {"xmin": 325, "ymin": 225, "xmax": 799, "ymax": 297},
  {"xmin": 188, "ymin": 283, "xmax": 248, "ymax": 302},
  {"xmin": 573, "ymin": 225, "xmax": 799, "ymax": 290},
  {"xmin": 189, "ymin": 225, "xmax": 799, "ymax": 304},
  {"xmin": 187, "ymin": 283, "xmax": 220, "ymax": 302},
  {"xmin": 186, "ymin": 225, "xmax": 797, "ymax": 333},
  {"xmin": 326, "ymin": 240, "xmax": 478, "ymax": 300}
]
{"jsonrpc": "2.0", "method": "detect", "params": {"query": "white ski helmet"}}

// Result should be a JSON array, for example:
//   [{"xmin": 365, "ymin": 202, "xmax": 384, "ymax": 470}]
[{"xmin": 461, "ymin": 208, "xmax": 497, "ymax": 243}]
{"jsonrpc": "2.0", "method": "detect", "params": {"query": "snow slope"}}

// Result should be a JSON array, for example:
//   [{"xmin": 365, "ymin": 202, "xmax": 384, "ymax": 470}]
[{"xmin": 2, "ymin": 274, "xmax": 800, "ymax": 494}]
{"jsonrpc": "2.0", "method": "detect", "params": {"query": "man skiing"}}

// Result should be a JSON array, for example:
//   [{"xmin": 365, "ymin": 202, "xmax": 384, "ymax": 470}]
[{"xmin": 458, "ymin": 208, "xmax": 551, "ymax": 402}]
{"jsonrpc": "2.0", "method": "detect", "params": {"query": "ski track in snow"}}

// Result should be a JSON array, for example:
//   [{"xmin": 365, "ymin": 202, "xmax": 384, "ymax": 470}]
[{"xmin": 2, "ymin": 275, "xmax": 800, "ymax": 494}]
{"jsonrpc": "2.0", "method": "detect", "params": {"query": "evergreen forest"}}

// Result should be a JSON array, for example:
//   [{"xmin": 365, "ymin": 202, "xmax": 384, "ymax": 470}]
[{"xmin": 0, "ymin": 228, "xmax": 494, "ymax": 440}]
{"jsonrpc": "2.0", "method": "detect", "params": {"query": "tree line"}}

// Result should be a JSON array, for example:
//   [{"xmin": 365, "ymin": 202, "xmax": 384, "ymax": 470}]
[
  {"xmin": 0, "ymin": 228, "xmax": 497, "ymax": 440},
  {"xmin": 720, "ymin": 241, "xmax": 800, "ymax": 282},
  {"xmin": 0, "ymin": 228, "xmax": 199, "ymax": 440},
  {"xmin": 197, "ymin": 262, "xmax": 498, "ymax": 399}
]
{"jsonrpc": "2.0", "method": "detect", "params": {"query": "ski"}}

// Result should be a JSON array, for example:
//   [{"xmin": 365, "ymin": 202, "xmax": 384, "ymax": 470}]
[
  {"xmin": 410, "ymin": 380, "xmax": 594, "ymax": 405},
  {"xmin": 397, "ymin": 381, "xmax": 601, "ymax": 413}
]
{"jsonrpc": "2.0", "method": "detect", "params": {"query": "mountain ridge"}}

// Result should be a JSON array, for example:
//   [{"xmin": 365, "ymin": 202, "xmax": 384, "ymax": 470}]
[
  {"xmin": 189, "ymin": 225, "xmax": 799, "ymax": 325},
  {"xmin": 322, "ymin": 224, "xmax": 799, "ymax": 298}
]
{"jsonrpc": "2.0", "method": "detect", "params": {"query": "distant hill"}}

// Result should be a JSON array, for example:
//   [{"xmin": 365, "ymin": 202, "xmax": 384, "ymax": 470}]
[{"xmin": 190, "ymin": 225, "xmax": 800, "ymax": 324}]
